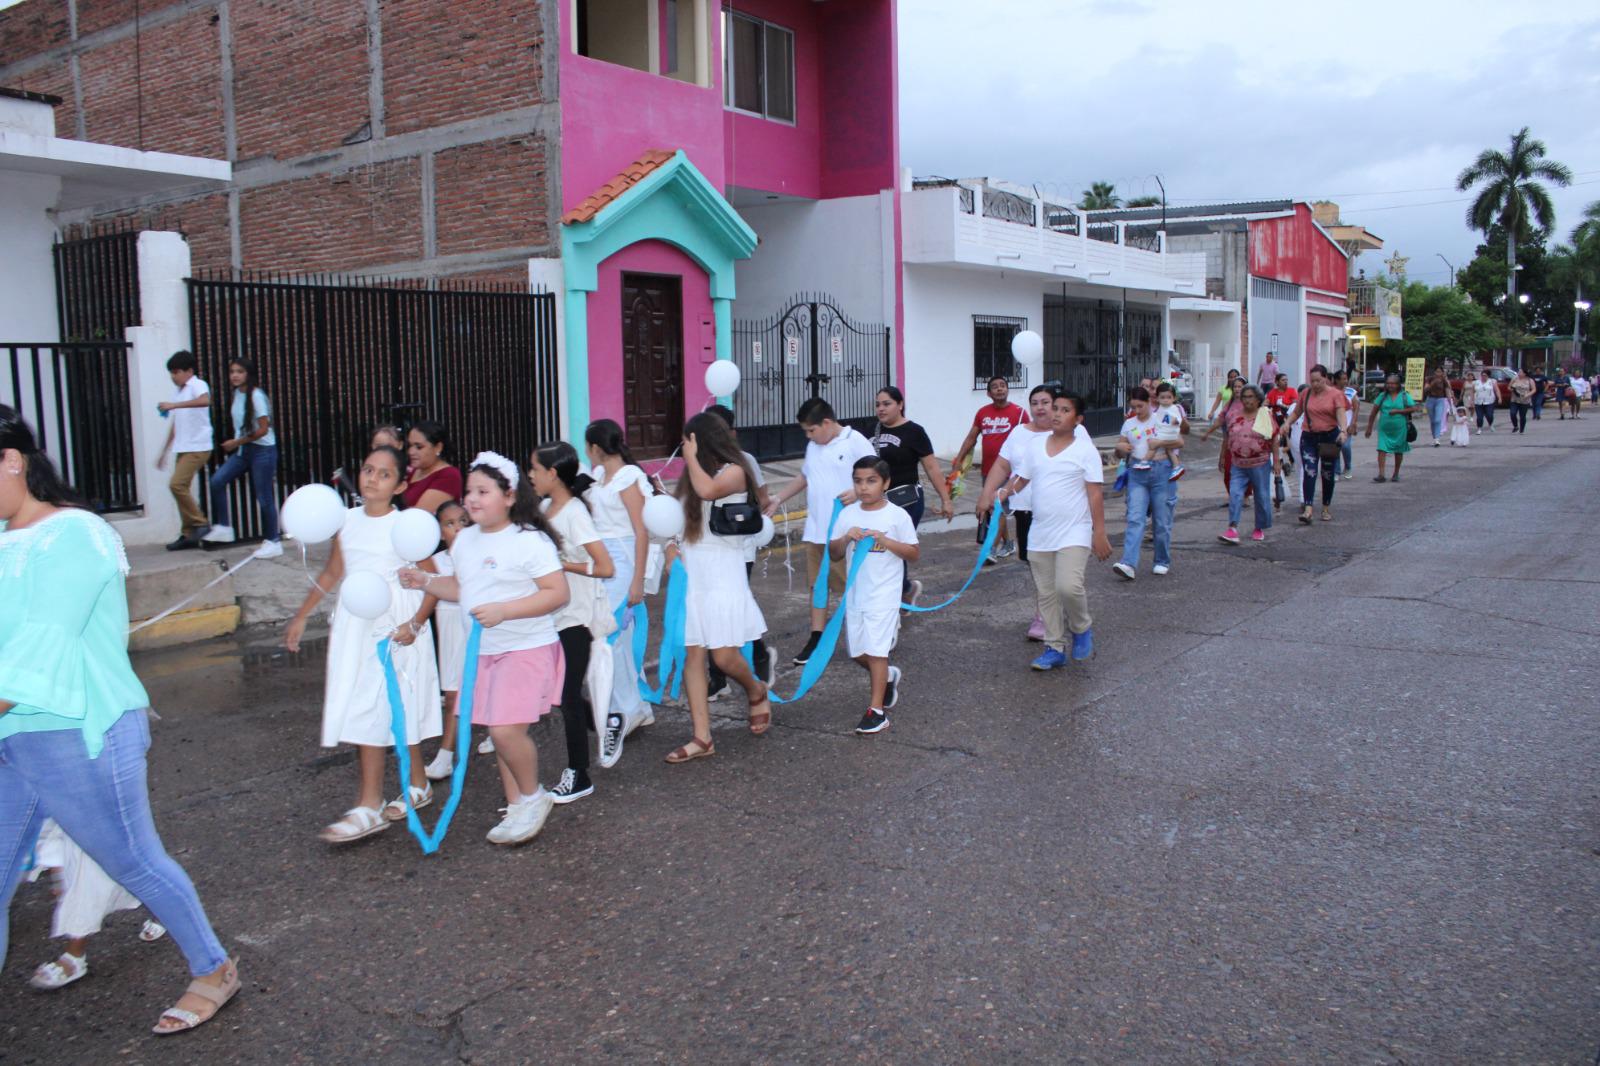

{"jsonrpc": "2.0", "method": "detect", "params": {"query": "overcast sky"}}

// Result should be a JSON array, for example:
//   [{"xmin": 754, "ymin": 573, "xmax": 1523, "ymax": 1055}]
[{"xmin": 898, "ymin": 0, "xmax": 1600, "ymax": 285}]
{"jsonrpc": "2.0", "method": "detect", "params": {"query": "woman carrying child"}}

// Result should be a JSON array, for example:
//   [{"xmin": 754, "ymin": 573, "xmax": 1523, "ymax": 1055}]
[{"xmin": 286, "ymin": 445, "xmax": 442, "ymax": 843}]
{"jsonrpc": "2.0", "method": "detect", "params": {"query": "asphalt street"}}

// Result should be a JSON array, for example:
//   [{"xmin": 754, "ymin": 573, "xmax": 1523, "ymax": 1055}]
[{"xmin": 4, "ymin": 418, "xmax": 1598, "ymax": 1064}]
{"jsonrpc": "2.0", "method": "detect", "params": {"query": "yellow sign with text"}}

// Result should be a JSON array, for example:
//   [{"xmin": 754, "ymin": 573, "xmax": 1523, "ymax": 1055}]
[{"xmin": 1404, "ymin": 357, "xmax": 1426, "ymax": 396}]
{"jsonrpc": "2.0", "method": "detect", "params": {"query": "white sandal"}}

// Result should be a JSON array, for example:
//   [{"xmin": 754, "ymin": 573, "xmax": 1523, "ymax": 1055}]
[
  {"xmin": 29, "ymin": 952, "xmax": 87, "ymax": 991},
  {"xmin": 381, "ymin": 784, "xmax": 433, "ymax": 822},
  {"xmin": 318, "ymin": 806, "xmax": 389, "ymax": 844},
  {"xmin": 140, "ymin": 919, "xmax": 167, "ymax": 943}
]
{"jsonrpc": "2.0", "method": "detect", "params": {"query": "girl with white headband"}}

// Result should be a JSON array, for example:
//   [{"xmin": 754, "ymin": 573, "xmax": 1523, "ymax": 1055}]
[{"xmin": 401, "ymin": 452, "xmax": 571, "ymax": 846}]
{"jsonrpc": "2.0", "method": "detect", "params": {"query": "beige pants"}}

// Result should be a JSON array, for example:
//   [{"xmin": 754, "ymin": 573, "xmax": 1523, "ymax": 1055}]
[
  {"xmin": 169, "ymin": 450, "xmax": 210, "ymax": 534},
  {"xmin": 1028, "ymin": 546, "xmax": 1092, "ymax": 652}
]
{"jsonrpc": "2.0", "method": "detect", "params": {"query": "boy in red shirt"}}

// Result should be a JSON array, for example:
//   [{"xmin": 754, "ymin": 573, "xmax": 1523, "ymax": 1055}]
[{"xmin": 952, "ymin": 376, "xmax": 1027, "ymax": 559}]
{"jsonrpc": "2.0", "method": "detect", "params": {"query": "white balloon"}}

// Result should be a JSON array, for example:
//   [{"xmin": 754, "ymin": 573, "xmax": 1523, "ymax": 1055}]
[
  {"xmin": 390, "ymin": 508, "xmax": 441, "ymax": 563},
  {"xmin": 281, "ymin": 483, "xmax": 347, "ymax": 544},
  {"xmin": 752, "ymin": 514, "xmax": 776, "ymax": 549},
  {"xmin": 642, "ymin": 494, "xmax": 685, "ymax": 540},
  {"xmin": 340, "ymin": 570, "xmax": 392, "ymax": 620},
  {"xmin": 1011, "ymin": 329, "xmax": 1045, "ymax": 369},
  {"xmin": 704, "ymin": 360, "xmax": 741, "ymax": 397}
]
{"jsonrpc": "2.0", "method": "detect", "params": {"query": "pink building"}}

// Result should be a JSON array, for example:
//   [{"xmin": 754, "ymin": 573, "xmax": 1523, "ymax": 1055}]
[{"xmin": 547, "ymin": 0, "xmax": 901, "ymax": 458}]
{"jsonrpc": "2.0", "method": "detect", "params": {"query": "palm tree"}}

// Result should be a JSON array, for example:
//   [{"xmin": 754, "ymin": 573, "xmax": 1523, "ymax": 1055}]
[
  {"xmin": 1456, "ymin": 128, "xmax": 1572, "ymax": 309},
  {"xmin": 1079, "ymin": 182, "xmax": 1121, "ymax": 210},
  {"xmin": 1571, "ymin": 200, "xmax": 1600, "ymax": 254},
  {"xmin": 1125, "ymin": 195, "xmax": 1162, "ymax": 208}
]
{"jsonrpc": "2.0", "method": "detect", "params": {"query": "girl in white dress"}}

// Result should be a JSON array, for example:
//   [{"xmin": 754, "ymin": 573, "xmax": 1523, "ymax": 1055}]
[
  {"xmin": 663, "ymin": 412, "xmax": 772, "ymax": 764},
  {"xmin": 285, "ymin": 445, "xmax": 443, "ymax": 844},
  {"xmin": 423, "ymin": 500, "xmax": 475, "ymax": 781}
]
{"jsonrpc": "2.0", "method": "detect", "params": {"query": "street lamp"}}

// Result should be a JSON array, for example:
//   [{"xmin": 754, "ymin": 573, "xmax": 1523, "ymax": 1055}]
[
  {"xmin": 1577, "ymin": 300, "xmax": 1593, "ymax": 373},
  {"xmin": 1437, "ymin": 253, "xmax": 1456, "ymax": 288}
]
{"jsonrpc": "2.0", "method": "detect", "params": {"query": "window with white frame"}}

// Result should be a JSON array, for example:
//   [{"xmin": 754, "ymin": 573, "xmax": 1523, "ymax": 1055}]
[
  {"xmin": 722, "ymin": 8, "xmax": 795, "ymax": 123},
  {"xmin": 974, "ymin": 316, "xmax": 1026, "ymax": 389}
]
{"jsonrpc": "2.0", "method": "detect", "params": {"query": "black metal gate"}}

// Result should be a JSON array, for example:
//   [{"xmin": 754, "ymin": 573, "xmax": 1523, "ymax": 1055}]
[
  {"xmin": 187, "ymin": 272, "xmax": 559, "ymax": 541},
  {"xmin": 730, "ymin": 293, "xmax": 891, "ymax": 459},
  {"xmin": 1043, "ymin": 294, "xmax": 1163, "ymax": 438}
]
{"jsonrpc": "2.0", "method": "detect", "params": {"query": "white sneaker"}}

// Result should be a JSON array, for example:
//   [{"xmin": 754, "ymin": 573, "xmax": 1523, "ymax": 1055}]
[
  {"xmin": 252, "ymin": 539, "xmax": 283, "ymax": 559},
  {"xmin": 477, "ymin": 735, "xmax": 496, "ymax": 755},
  {"xmin": 1112, "ymin": 562, "xmax": 1136, "ymax": 581},
  {"xmin": 201, "ymin": 524, "xmax": 236, "ymax": 544},
  {"xmin": 1153, "ymin": 564, "xmax": 1170, "ymax": 576},
  {"xmin": 423, "ymin": 749, "xmax": 454, "ymax": 781},
  {"xmin": 486, "ymin": 791, "xmax": 553, "ymax": 845}
]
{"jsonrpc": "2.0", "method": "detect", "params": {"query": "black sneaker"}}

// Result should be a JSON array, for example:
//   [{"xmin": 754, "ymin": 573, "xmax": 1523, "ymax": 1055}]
[
  {"xmin": 165, "ymin": 534, "xmax": 200, "ymax": 551},
  {"xmin": 855, "ymin": 708, "xmax": 889, "ymax": 734},
  {"xmin": 706, "ymin": 677, "xmax": 729, "ymax": 703},
  {"xmin": 792, "ymin": 632, "xmax": 822, "ymax": 665},
  {"xmin": 882, "ymin": 665, "xmax": 902, "ymax": 709},
  {"xmin": 550, "ymin": 768, "xmax": 594, "ymax": 805},
  {"xmin": 599, "ymin": 713, "xmax": 626, "ymax": 769}
]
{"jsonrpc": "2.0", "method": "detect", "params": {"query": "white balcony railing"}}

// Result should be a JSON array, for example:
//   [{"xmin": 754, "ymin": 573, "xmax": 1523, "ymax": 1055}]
[{"xmin": 903, "ymin": 183, "xmax": 1207, "ymax": 293}]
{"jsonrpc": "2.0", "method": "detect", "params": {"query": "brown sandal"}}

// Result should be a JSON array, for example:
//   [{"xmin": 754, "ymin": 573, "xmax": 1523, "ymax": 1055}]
[
  {"xmin": 153, "ymin": 959, "xmax": 240, "ymax": 1035},
  {"xmin": 748, "ymin": 687, "xmax": 773, "ymax": 736},
  {"xmin": 664, "ymin": 737, "xmax": 715, "ymax": 764}
]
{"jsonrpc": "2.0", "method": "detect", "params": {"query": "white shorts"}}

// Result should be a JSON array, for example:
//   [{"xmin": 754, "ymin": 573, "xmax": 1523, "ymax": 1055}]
[{"xmin": 846, "ymin": 608, "xmax": 900, "ymax": 659}]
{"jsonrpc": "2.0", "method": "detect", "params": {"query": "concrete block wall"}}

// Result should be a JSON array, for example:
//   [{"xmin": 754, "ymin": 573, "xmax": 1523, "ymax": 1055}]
[{"xmin": 0, "ymin": 0, "xmax": 563, "ymax": 283}]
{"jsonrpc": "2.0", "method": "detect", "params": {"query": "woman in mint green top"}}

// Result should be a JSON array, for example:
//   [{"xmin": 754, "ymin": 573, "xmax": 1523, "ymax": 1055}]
[{"xmin": 0, "ymin": 406, "xmax": 240, "ymax": 1036}]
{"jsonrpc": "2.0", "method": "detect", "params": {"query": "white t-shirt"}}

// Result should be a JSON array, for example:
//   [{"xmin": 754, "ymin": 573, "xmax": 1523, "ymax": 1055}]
[
  {"xmin": 998, "ymin": 424, "xmax": 1050, "ymax": 511},
  {"xmin": 586, "ymin": 464, "xmax": 649, "ymax": 540},
  {"xmin": 800, "ymin": 425, "xmax": 875, "ymax": 544},
  {"xmin": 1120, "ymin": 413, "xmax": 1161, "ymax": 464},
  {"xmin": 450, "ymin": 523, "xmax": 563, "ymax": 655},
  {"xmin": 835, "ymin": 501, "xmax": 917, "ymax": 614},
  {"xmin": 170, "ymin": 377, "xmax": 213, "ymax": 453},
  {"xmin": 541, "ymin": 498, "xmax": 604, "ymax": 633},
  {"xmin": 739, "ymin": 451, "xmax": 766, "ymax": 563},
  {"xmin": 1473, "ymin": 379, "xmax": 1498, "ymax": 405},
  {"xmin": 1015, "ymin": 432, "xmax": 1105, "ymax": 552},
  {"xmin": 1153, "ymin": 403, "xmax": 1186, "ymax": 442}
]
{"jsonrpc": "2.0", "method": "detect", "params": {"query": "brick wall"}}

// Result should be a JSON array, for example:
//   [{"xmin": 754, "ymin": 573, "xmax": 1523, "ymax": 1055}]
[
  {"xmin": 0, "ymin": 0, "xmax": 558, "ymax": 283},
  {"xmin": 433, "ymin": 134, "xmax": 550, "ymax": 257}
]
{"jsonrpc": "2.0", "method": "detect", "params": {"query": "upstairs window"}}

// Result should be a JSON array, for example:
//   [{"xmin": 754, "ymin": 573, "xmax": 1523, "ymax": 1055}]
[
  {"xmin": 723, "ymin": 9, "xmax": 795, "ymax": 123},
  {"xmin": 574, "ymin": 0, "xmax": 707, "ymax": 86}
]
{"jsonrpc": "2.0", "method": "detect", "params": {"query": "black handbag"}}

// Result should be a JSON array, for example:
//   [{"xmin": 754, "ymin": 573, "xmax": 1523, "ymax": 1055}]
[
  {"xmin": 886, "ymin": 483, "xmax": 920, "ymax": 509},
  {"xmin": 709, "ymin": 499, "xmax": 763, "ymax": 536},
  {"xmin": 1405, "ymin": 419, "xmax": 1418, "ymax": 443}
]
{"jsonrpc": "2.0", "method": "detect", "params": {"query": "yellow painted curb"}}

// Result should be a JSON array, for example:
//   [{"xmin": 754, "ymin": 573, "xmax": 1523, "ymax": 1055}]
[{"xmin": 129, "ymin": 605, "xmax": 241, "ymax": 651}]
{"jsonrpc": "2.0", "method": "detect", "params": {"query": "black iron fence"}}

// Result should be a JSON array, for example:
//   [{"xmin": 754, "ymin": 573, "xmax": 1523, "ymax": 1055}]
[
  {"xmin": 731, "ymin": 294, "xmax": 892, "ymax": 459},
  {"xmin": 187, "ymin": 273, "xmax": 559, "ymax": 541},
  {"xmin": 2, "ymin": 342, "xmax": 139, "ymax": 513},
  {"xmin": 55, "ymin": 225, "xmax": 142, "ymax": 342}
]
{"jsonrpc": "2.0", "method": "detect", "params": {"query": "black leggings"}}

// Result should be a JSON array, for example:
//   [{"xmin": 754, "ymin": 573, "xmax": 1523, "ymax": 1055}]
[
  {"xmin": 1014, "ymin": 509, "xmax": 1032, "ymax": 562},
  {"xmin": 557, "ymin": 625, "xmax": 593, "ymax": 774},
  {"xmin": 1299, "ymin": 429, "xmax": 1339, "ymax": 507},
  {"xmin": 1509, "ymin": 403, "xmax": 1529, "ymax": 431}
]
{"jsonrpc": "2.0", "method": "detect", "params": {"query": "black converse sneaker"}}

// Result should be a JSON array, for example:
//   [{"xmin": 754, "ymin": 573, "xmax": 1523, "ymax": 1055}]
[
  {"xmin": 550, "ymin": 768, "xmax": 594, "ymax": 804},
  {"xmin": 883, "ymin": 665, "xmax": 902, "ymax": 709},
  {"xmin": 855, "ymin": 708, "xmax": 889, "ymax": 734},
  {"xmin": 599, "ymin": 713, "xmax": 626, "ymax": 769},
  {"xmin": 792, "ymin": 631, "xmax": 822, "ymax": 665}
]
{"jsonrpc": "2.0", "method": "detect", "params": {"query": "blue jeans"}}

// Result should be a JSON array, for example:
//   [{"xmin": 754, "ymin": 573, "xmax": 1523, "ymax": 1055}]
[
  {"xmin": 1532, "ymin": 392, "xmax": 1545, "ymax": 419},
  {"xmin": 1120, "ymin": 460, "xmax": 1174, "ymax": 570},
  {"xmin": 1337, "ymin": 435, "xmax": 1354, "ymax": 475},
  {"xmin": 209, "ymin": 442, "xmax": 280, "ymax": 540},
  {"xmin": 0, "ymin": 710, "xmax": 228, "ymax": 976},
  {"xmin": 1425, "ymin": 397, "xmax": 1449, "ymax": 440},
  {"xmin": 1228, "ymin": 463, "xmax": 1273, "ymax": 532}
]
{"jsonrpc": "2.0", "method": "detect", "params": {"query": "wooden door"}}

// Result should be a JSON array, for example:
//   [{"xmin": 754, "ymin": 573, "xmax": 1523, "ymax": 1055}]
[{"xmin": 621, "ymin": 273, "xmax": 683, "ymax": 459}]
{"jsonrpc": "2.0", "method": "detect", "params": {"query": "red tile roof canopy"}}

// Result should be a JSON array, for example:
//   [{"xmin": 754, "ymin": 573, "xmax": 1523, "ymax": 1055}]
[{"xmin": 561, "ymin": 149, "xmax": 676, "ymax": 225}]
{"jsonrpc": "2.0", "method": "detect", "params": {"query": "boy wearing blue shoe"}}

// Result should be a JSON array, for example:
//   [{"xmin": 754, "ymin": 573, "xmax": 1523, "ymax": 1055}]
[
  {"xmin": 831, "ymin": 457, "xmax": 919, "ymax": 732},
  {"xmin": 997, "ymin": 390, "xmax": 1112, "ymax": 669}
]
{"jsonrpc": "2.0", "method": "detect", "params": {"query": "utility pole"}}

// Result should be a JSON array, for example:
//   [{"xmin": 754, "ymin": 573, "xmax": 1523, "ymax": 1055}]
[{"xmin": 1436, "ymin": 253, "xmax": 1455, "ymax": 288}]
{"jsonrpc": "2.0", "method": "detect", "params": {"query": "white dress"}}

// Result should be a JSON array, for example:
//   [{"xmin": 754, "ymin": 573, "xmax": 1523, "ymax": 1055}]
[
  {"xmin": 321, "ymin": 508, "xmax": 442, "ymax": 747},
  {"xmin": 31, "ymin": 820, "xmax": 141, "ymax": 938},
  {"xmin": 430, "ymin": 549, "xmax": 466, "ymax": 693},
  {"xmin": 679, "ymin": 476, "xmax": 767, "ymax": 649}
]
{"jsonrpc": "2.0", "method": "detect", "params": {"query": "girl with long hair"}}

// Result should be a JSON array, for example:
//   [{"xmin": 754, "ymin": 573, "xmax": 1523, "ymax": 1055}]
[
  {"xmin": 202, "ymin": 357, "xmax": 282, "ymax": 556},
  {"xmin": 582, "ymin": 419, "xmax": 656, "ymax": 766},
  {"xmin": 400, "ymin": 454, "xmax": 570, "ymax": 846},
  {"xmin": 663, "ymin": 412, "xmax": 772, "ymax": 763},
  {"xmin": 530, "ymin": 441, "xmax": 615, "ymax": 802}
]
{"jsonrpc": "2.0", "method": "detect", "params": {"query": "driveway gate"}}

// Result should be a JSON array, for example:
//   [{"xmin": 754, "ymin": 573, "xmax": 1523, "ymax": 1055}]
[{"xmin": 730, "ymin": 293, "xmax": 891, "ymax": 459}]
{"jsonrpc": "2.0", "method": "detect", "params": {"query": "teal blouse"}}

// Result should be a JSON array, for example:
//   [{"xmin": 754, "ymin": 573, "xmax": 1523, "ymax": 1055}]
[{"xmin": 0, "ymin": 509, "xmax": 149, "ymax": 757}]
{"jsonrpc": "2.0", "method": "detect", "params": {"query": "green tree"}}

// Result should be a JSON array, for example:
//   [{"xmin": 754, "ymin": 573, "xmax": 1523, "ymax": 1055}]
[
  {"xmin": 1079, "ymin": 182, "xmax": 1121, "ymax": 210},
  {"xmin": 1125, "ymin": 195, "xmax": 1162, "ymax": 208},
  {"xmin": 1382, "ymin": 280, "xmax": 1501, "ymax": 371},
  {"xmin": 1455, "ymin": 127, "xmax": 1572, "ymax": 320}
]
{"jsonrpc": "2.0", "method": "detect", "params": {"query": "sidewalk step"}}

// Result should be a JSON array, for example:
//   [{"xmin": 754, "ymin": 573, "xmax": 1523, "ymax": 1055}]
[{"xmin": 126, "ymin": 552, "xmax": 241, "ymax": 650}]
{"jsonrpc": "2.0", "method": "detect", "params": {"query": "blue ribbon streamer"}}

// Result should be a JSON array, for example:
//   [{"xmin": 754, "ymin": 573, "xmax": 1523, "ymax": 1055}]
[
  {"xmin": 755, "ymin": 534, "xmax": 876, "ymax": 704},
  {"xmin": 379, "ymin": 620, "xmax": 482, "ymax": 854},
  {"xmin": 898, "ymin": 503, "xmax": 1002, "ymax": 613}
]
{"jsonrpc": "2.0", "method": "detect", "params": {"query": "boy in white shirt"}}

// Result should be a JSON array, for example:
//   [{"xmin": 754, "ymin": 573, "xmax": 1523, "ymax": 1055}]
[
  {"xmin": 830, "ymin": 456, "xmax": 919, "ymax": 734},
  {"xmin": 765, "ymin": 397, "xmax": 876, "ymax": 665},
  {"xmin": 154, "ymin": 350, "xmax": 214, "ymax": 551}
]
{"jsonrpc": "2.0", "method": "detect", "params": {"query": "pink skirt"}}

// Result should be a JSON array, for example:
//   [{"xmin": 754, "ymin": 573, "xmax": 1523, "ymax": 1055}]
[{"xmin": 470, "ymin": 644, "xmax": 564, "ymax": 727}]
